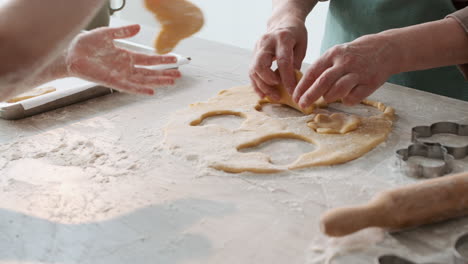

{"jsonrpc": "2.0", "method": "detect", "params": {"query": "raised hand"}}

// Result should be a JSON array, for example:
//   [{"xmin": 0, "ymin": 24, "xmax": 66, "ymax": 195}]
[{"xmin": 66, "ymin": 24, "xmax": 181, "ymax": 95}]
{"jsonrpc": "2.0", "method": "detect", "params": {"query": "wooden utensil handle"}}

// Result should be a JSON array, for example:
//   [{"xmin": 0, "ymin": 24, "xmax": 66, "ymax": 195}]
[
  {"xmin": 320, "ymin": 203, "xmax": 387, "ymax": 237},
  {"xmin": 320, "ymin": 172, "xmax": 468, "ymax": 237}
]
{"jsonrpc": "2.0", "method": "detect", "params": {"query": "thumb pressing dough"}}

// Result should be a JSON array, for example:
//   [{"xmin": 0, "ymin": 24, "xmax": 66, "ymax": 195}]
[
  {"xmin": 259, "ymin": 70, "xmax": 361, "ymax": 135},
  {"xmin": 260, "ymin": 71, "xmax": 327, "ymax": 115},
  {"xmin": 163, "ymin": 82, "xmax": 395, "ymax": 173},
  {"xmin": 144, "ymin": 0, "xmax": 204, "ymax": 54}
]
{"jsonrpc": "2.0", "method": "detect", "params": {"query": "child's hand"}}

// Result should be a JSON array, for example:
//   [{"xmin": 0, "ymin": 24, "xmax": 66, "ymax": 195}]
[{"xmin": 66, "ymin": 24, "xmax": 181, "ymax": 95}]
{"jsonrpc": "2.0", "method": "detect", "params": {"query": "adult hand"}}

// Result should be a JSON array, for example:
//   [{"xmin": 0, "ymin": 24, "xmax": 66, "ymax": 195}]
[
  {"xmin": 66, "ymin": 24, "xmax": 181, "ymax": 95},
  {"xmin": 293, "ymin": 34, "xmax": 399, "ymax": 107},
  {"xmin": 249, "ymin": 17, "xmax": 308, "ymax": 100}
]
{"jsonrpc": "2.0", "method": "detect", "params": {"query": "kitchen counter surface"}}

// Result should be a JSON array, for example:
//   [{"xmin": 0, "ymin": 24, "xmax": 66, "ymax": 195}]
[{"xmin": 0, "ymin": 18, "xmax": 467, "ymax": 264}]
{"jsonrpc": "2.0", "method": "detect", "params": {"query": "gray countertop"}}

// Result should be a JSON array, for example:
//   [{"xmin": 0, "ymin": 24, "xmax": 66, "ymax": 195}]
[{"xmin": 0, "ymin": 18, "xmax": 467, "ymax": 264}]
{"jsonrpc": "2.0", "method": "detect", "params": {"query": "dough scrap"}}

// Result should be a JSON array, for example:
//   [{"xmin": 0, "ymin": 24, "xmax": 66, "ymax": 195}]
[
  {"xmin": 6, "ymin": 87, "xmax": 56, "ymax": 103},
  {"xmin": 260, "ymin": 71, "xmax": 327, "ymax": 115},
  {"xmin": 145, "ymin": 0, "xmax": 204, "ymax": 54},
  {"xmin": 163, "ymin": 85, "xmax": 395, "ymax": 173},
  {"xmin": 307, "ymin": 113, "xmax": 361, "ymax": 134}
]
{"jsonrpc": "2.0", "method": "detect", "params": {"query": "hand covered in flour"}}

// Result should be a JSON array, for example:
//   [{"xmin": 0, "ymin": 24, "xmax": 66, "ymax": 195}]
[
  {"xmin": 66, "ymin": 24, "xmax": 181, "ymax": 95},
  {"xmin": 292, "ymin": 34, "xmax": 398, "ymax": 106},
  {"xmin": 250, "ymin": 16, "xmax": 308, "ymax": 100}
]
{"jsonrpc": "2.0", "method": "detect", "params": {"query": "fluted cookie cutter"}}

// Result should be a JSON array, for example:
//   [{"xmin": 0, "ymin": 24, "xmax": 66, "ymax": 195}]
[
  {"xmin": 377, "ymin": 255, "xmax": 441, "ymax": 264},
  {"xmin": 454, "ymin": 232, "xmax": 468, "ymax": 264},
  {"xmin": 412, "ymin": 122, "xmax": 468, "ymax": 159},
  {"xmin": 396, "ymin": 143, "xmax": 454, "ymax": 178}
]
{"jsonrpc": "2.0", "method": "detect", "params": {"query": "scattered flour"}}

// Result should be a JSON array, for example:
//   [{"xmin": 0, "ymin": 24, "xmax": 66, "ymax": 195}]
[
  {"xmin": 0, "ymin": 127, "xmax": 141, "ymax": 189},
  {"xmin": 307, "ymin": 228, "xmax": 386, "ymax": 264}
]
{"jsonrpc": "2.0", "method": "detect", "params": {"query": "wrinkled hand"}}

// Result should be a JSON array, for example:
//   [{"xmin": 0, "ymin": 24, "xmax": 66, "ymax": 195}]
[
  {"xmin": 66, "ymin": 24, "xmax": 181, "ymax": 95},
  {"xmin": 249, "ymin": 18, "xmax": 308, "ymax": 100},
  {"xmin": 293, "ymin": 35, "xmax": 398, "ymax": 107}
]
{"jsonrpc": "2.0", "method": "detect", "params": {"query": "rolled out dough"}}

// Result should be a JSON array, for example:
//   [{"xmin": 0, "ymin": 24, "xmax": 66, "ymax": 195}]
[{"xmin": 163, "ymin": 85, "xmax": 395, "ymax": 173}]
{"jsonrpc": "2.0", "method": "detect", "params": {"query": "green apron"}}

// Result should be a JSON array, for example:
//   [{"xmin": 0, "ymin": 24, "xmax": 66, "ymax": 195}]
[{"xmin": 321, "ymin": 0, "xmax": 468, "ymax": 101}]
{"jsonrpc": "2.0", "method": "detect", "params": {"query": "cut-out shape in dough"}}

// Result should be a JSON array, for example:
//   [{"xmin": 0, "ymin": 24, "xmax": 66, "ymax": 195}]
[
  {"xmin": 238, "ymin": 134, "xmax": 316, "ymax": 166},
  {"xmin": 256, "ymin": 103, "xmax": 305, "ymax": 118},
  {"xmin": 190, "ymin": 111, "xmax": 245, "ymax": 130},
  {"xmin": 6, "ymin": 87, "xmax": 56, "ymax": 103},
  {"xmin": 163, "ymin": 85, "xmax": 395, "ymax": 173},
  {"xmin": 307, "ymin": 113, "xmax": 361, "ymax": 134},
  {"xmin": 190, "ymin": 111, "xmax": 245, "ymax": 126},
  {"xmin": 145, "ymin": 0, "xmax": 204, "ymax": 54},
  {"xmin": 259, "ymin": 71, "xmax": 327, "ymax": 115}
]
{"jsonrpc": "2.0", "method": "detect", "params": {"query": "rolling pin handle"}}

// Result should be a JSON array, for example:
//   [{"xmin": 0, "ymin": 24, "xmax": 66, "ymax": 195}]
[{"xmin": 320, "ymin": 204, "xmax": 384, "ymax": 237}]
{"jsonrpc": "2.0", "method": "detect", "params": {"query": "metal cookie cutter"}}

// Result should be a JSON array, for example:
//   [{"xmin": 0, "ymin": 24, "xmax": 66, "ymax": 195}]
[
  {"xmin": 377, "ymin": 255, "xmax": 441, "ymax": 264},
  {"xmin": 396, "ymin": 143, "xmax": 454, "ymax": 178},
  {"xmin": 412, "ymin": 122, "xmax": 468, "ymax": 159},
  {"xmin": 454, "ymin": 233, "xmax": 468, "ymax": 264}
]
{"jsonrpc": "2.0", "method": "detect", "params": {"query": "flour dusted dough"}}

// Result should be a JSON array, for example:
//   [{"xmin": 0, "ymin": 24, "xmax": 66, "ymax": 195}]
[
  {"xmin": 145, "ymin": 0, "xmax": 204, "ymax": 54},
  {"xmin": 163, "ymin": 84, "xmax": 395, "ymax": 173}
]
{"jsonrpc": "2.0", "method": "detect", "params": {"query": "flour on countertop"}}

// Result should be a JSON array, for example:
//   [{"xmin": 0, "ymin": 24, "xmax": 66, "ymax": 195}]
[
  {"xmin": 0, "ymin": 126, "xmax": 141, "ymax": 189},
  {"xmin": 307, "ymin": 228, "xmax": 386, "ymax": 264}
]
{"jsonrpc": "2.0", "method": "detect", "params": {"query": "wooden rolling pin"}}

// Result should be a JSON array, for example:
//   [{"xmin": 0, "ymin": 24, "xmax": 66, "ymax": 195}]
[{"xmin": 320, "ymin": 171, "xmax": 468, "ymax": 237}]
